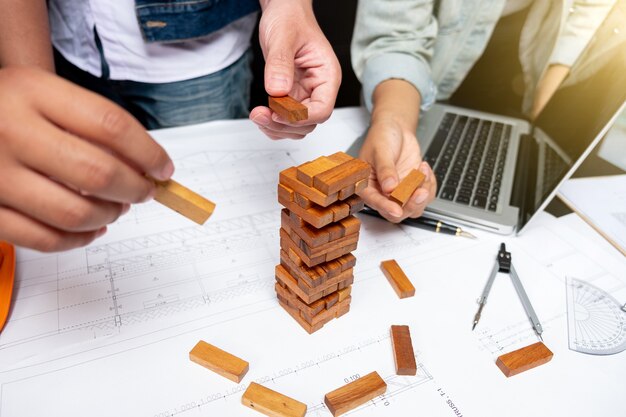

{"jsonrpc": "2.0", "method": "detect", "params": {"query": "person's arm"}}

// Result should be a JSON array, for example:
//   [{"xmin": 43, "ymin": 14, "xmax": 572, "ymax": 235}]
[
  {"xmin": 0, "ymin": 68, "xmax": 174, "ymax": 251},
  {"xmin": 531, "ymin": 64, "xmax": 570, "ymax": 120},
  {"xmin": 358, "ymin": 79, "xmax": 436, "ymax": 221},
  {"xmin": 351, "ymin": 0, "xmax": 438, "ymax": 221},
  {"xmin": 531, "ymin": 0, "xmax": 615, "ymax": 119},
  {"xmin": 0, "ymin": 0, "xmax": 54, "ymax": 70},
  {"xmin": 249, "ymin": 0, "xmax": 341, "ymax": 140}
]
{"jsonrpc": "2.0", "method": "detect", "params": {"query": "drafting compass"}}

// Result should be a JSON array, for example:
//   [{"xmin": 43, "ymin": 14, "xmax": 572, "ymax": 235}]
[{"xmin": 472, "ymin": 243, "xmax": 544, "ymax": 340}]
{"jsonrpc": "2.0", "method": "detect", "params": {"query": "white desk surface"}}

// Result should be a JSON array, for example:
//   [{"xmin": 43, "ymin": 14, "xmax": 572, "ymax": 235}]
[{"xmin": 1, "ymin": 108, "xmax": 624, "ymax": 417}]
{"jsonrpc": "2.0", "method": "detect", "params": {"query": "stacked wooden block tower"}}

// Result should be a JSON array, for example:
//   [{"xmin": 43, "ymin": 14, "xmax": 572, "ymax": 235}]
[{"xmin": 275, "ymin": 152, "xmax": 371, "ymax": 333}]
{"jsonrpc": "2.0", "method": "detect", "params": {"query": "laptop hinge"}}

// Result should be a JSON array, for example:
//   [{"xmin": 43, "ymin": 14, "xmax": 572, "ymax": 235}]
[{"xmin": 510, "ymin": 134, "xmax": 538, "ymax": 226}]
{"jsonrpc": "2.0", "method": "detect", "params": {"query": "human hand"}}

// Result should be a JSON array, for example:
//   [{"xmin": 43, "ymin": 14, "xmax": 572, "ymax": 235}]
[
  {"xmin": 0, "ymin": 67, "xmax": 174, "ymax": 251},
  {"xmin": 249, "ymin": 0, "xmax": 341, "ymax": 140},
  {"xmin": 359, "ymin": 117, "xmax": 437, "ymax": 222}
]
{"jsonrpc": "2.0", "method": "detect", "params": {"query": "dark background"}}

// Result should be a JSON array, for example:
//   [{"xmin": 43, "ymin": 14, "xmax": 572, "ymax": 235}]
[{"xmin": 249, "ymin": 0, "xmax": 361, "ymax": 109}]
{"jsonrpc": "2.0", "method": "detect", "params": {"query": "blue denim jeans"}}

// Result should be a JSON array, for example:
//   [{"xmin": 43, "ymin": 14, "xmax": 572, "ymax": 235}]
[{"xmin": 54, "ymin": 47, "xmax": 253, "ymax": 130}]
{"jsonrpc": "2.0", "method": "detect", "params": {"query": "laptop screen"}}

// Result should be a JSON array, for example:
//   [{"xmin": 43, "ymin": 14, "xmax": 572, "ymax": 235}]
[{"xmin": 517, "ymin": 2, "xmax": 626, "ymax": 232}]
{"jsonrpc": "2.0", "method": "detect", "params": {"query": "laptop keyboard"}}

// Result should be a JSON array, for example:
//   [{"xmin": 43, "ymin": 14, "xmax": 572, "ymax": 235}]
[{"xmin": 424, "ymin": 112, "xmax": 512, "ymax": 211}]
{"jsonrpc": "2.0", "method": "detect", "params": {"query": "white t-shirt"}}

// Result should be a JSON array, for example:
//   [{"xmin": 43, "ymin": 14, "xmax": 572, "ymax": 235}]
[{"xmin": 49, "ymin": 0, "xmax": 257, "ymax": 83}]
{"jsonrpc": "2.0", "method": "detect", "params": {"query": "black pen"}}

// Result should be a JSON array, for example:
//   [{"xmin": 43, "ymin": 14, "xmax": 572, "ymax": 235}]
[{"xmin": 359, "ymin": 206, "xmax": 477, "ymax": 239}]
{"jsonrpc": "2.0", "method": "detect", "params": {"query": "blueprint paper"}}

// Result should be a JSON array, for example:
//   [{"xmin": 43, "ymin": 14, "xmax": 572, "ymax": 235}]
[{"xmin": 1, "ymin": 109, "xmax": 625, "ymax": 417}]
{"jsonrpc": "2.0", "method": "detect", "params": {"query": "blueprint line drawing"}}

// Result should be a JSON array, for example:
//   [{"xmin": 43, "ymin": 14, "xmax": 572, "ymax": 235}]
[{"xmin": 0, "ymin": 147, "xmax": 297, "ymax": 366}]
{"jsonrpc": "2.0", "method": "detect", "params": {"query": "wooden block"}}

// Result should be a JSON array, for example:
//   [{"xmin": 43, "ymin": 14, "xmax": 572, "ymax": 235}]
[
  {"xmin": 324, "ymin": 292, "xmax": 340, "ymax": 309},
  {"xmin": 496, "ymin": 342, "xmax": 553, "ymax": 377},
  {"xmin": 279, "ymin": 167, "xmax": 339, "ymax": 207},
  {"xmin": 293, "ymin": 192, "xmax": 313, "ymax": 209},
  {"xmin": 278, "ymin": 189, "xmax": 335, "ymax": 229},
  {"xmin": 325, "ymin": 242, "xmax": 358, "ymax": 262},
  {"xmin": 153, "ymin": 179, "xmax": 215, "ymax": 225},
  {"xmin": 301, "ymin": 296, "xmax": 351, "ymax": 326},
  {"xmin": 324, "ymin": 371, "xmax": 387, "ymax": 416},
  {"xmin": 338, "ymin": 184, "xmax": 355, "ymax": 200},
  {"xmin": 337, "ymin": 286, "xmax": 352, "ymax": 302},
  {"xmin": 380, "ymin": 260, "xmax": 415, "ymax": 299},
  {"xmin": 390, "ymin": 325, "xmax": 417, "ymax": 376},
  {"xmin": 281, "ymin": 209, "xmax": 329, "ymax": 247},
  {"xmin": 277, "ymin": 183, "xmax": 294, "ymax": 203},
  {"xmin": 283, "ymin": 210, "xmax": 360, "ymax": 249},
  {"xmin": 268, "ymin": 95, "xmax": 308, "ymax": 123},
  {"xmin": 313, "ymin": 159, "xmax": 371, "ymax": 196},
  {"xmin": 278, "ymin": 299, "xmax": 324, "ymax": 334},
  {"xmin": 280, "ymin": 250, "xmax": 329, "ymax": 287},
  {"xmin": 275, "ymin": 283, "xmax": 326, "ymax": 317},
  {"xmin": 331, "ymin": 203, "xmax": 350, "ymax": 222},
  {"xmin": 297, "ymin": 156, "xmax": 339, "ymax": 186},
  {"xmin": 355, "ymin": 178, "xmax": 368, "ymax": 194},
  {"xmin": 189, "ymin": 340, "xmax": 249, "ymax": 383},
  {"xmin": 299, "ymin": 231, "xmax": 359, "ymax": 259},
  {"xmin": 337, "ymin": 275, "xmax": 354, "ymax": 290},
  {"xmin": 276, "ymin": 263, "xmax": 353, "ymax": 303},
  {"xmin": 389, "ymin": 169, "xmax": 426, "ymax": 207},
  {"xmin": 327, "ymin": 152, "xmax": 354, "ymax": 165},
  {"xmin": 242, "ymin": 382, "xmax": 306, "ymax": 417},
  {"xmin": 339, "ymin": 216, "xmax": 361, "ymax": 236},
  {"xmin": 280, "ymin": 229, "xmax": 326, "ymax": 267},
  {"xmin": 345, "ymin": 195, "xmax": 365, "ymax": 215}
]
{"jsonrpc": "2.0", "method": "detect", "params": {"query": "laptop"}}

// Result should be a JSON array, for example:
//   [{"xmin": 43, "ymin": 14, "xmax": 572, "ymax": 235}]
[{"xmin": 349, "ymin": 1, "xmax": 626, "ymax": 234}]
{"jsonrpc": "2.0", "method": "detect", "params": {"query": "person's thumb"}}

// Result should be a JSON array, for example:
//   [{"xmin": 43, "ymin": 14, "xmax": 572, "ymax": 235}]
[
  {"xmin": 373, "ymin": 147, "xmax": 399, "ymax": 195},
  {"xmin": 264, "ymin": 35, "xmax": 296, "ymax": 97}
]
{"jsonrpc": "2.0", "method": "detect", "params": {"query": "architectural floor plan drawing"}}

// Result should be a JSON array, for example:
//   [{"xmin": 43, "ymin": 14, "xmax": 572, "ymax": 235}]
[{"xmin": 1, "ymin": 109, "xmax": 625, "ymax": 417}]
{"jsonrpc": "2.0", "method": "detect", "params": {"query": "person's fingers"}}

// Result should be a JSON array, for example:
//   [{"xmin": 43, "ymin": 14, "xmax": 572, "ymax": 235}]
[
  {"xmin": 371, "ymin": 143, "xmax": 401, "ymax": 195},
  {"xmin": 406, "ymin": 162, "xmax": 438, "ymax": 219},
  {"xmin": 360, "ymin": 181, "xmax": 404, "ymax": 221},
  {"xmin": 258, "ymin": 125, "xmax": 307, "ymax": 140},
  {"xmin": 0, "ymin": 167, "xmax": 126, "ymax": 232},
  {"xmin": 263, "ymin": 31, "xmax": 296, "ymax": 96},
  {"xmin": 250, "ymin": 106, "xmax": 316, "ymax": 138},
  {"xmin": 23, "ymin": 69, "xmax": 174, "ymax": 181},
  {"xmin": 302, "ymin": 66, "xmax": 341, "ymax": 124},
  {"xmin": 0, "ymin": 206, "xmax": 106, "ymax": 253},
  {"xmin": 16, "ymin": 118, "xmax": 155, "ymax": 203}
]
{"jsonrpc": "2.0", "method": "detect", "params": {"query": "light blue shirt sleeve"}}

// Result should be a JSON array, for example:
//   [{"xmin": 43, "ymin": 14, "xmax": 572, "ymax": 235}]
[{"xmin": 351, "ymin": 0, "xmax": 438, "ymax": 111}]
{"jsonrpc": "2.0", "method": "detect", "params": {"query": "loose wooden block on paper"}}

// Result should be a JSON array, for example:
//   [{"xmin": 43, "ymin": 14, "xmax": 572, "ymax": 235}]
[
  {"xmin": 380, "ymin": 260, "xmax": 415, "ymax": 299},
  {"xmin": 189, "ymin": 340, "xmax": 249, "ymax": 383},
  {"xmin": 242, "ymin": 382, "xmax": 307, "ymax": 417},
  {"xmin": 496, "ymin": 342, "xmax": 553, "ymax": 377},
  {"xmin": 389, "ymin": 169, "xmax": 426, "ymax": 207},
  {"xmin": 268, "ymin": 96, "xmax": 308, "ymax": 123},
  {"xmin": 153, "ymin": 179, "xmax": 215, "ymax": 225},
  {"xmin": 390, "ymin": 325, "xmax": 417, "ymax": 376},
  {"xmin": 324, "ymin": 371, "xmax": 387, "ymax": 416}
]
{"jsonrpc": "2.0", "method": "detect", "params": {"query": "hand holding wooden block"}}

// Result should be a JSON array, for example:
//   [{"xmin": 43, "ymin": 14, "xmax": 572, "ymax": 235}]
[
  {"xmin": 153, "ymin": 179, "xmax": 215, "ymax": 225},
  {"xmin": 380, "ymin": 259, "xmax": 415, "ymax": 298},
  {"xmin": 324, "ymin": 371, "xmax": 387, "ymax": 416},
  {"xmin": 389, "ymin": 169, "xmax": 426, "ymax": 207},
  {"xmin": 241, "ymin": 382, "xmax": 307, "ymax": 417},
  {"xmin": 268, "ymin": 96, "xmax": 308, "ymax": 123},
  {"xmin": 189, "ymin": 340, "xmax": 249, "ymax": 383},
  {"xmin": 390, "ymin": 325, "xmax": 417, "ymax": 375},
  {"xmin": 496, "ymin": 342, "xmax": 553, "ymax": 377}
]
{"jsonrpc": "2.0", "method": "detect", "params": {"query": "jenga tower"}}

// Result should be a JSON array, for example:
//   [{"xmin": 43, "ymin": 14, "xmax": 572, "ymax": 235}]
[{"xmin": 275, "ymin": 152, "xmax": 371, "ymax": 333}]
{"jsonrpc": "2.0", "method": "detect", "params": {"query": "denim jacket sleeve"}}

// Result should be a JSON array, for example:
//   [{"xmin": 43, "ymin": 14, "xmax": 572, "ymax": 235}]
[
  {"xmin": 351, "ymin": 0, "xmax": 438, "ymax": 111},
  {"xmin": 549, "ymin": 0, "xmax": 616, "ymax": 66}
]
